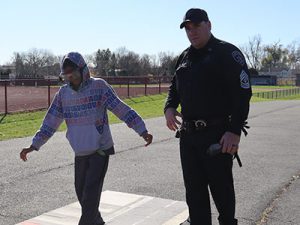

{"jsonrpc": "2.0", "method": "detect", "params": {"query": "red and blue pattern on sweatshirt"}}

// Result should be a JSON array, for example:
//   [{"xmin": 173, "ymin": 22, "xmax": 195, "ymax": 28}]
[{"xmin": 32, "ymin": 52, "xmax": 147, "ymax": 156}]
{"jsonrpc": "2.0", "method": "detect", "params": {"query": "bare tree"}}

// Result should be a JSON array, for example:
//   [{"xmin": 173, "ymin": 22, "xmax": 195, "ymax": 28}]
[
  {"xmin": 158, "ymin": 52, "xmax": 178, "ymax": 76},
  {"xmin": 12, "ymin": 52, "xmax": 25, "ymax": 78},
  {"xmin": 286, "ymin": 41, "xmax": 300, "ymax": 70},
  {"xmin": 84, "ymin": 54, "xmax": 95, "ymax": 65},
  {"xmin": 139, "ymin": 54, "xmax": 152, "ymax": 75},
  {"xmin": 115, "ymin": 48, "xmax": 142, "ymax": 76},
  {"xmin": 10, "ymin": 47, "xmax": 178, "ymax": 78},
  {"xmin": 240, "ymin": 34, "xmax": 263, "ymax": 71},
  {"xmin": 24, "ymin": 49, "xmax": 56, "ymax": 78},
  {"xmin": 12, "ymin": 49, "xmax": 58, "ymax": 78}
]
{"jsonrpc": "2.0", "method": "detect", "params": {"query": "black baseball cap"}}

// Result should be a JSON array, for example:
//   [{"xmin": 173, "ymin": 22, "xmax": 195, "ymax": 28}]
[{"xmin": 180, "ymin": 8, "xmax": 209, "ymax": 29}]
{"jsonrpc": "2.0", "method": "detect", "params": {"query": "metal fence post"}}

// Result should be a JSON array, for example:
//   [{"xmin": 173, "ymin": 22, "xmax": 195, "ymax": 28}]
[
  {"xmin": 4, "ymin": 81, "xmax": 8, "ymax": 114},
  {"xmin": 127, "ymin": 78, "xmax": 130, "ymax": 98},
  {"xmin": 48, "ymin": 79, "xmax": 51, "ymax": 108},
  {"xmin": 144, "ymin": 78, "xmax": 147, "ymax": 96},
  {"xmin": 158, "ymin": 77, "xmax": 161, "ymax": 94}
]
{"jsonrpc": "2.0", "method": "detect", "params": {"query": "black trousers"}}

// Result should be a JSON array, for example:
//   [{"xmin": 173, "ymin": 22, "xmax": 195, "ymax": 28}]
[
  {"xmin": 180, "ymin": 126, "xmax": 238, "ymax": 225},
  {"xmin": 75, "ymin": 153, "xmax": 109, "ymax": 225}
]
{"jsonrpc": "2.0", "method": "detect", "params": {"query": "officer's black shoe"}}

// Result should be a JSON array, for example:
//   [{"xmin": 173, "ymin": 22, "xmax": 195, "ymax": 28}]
[
  {"xmin": 218, "ymin": 218, "xmax": 238, "ymax": 225},
  {"xmin": 179, "ymin": 217, "xmax": 190, "ymax": 225},
  {"xmin": 97, "ymin": 222, "xmax": 105, "ymax": 225}
]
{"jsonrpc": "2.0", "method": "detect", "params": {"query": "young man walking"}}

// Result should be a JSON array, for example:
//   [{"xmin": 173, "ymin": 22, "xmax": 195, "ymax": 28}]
[{"xmin": 20, "ymin": 52, "xmax": 153, "ymax": 225}]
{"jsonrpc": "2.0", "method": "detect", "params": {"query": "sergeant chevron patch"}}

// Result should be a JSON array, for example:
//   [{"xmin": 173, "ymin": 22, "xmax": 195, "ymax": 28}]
[{"xmin": 240, "ymin": 70, "xmax": 250, "ymax": 89}]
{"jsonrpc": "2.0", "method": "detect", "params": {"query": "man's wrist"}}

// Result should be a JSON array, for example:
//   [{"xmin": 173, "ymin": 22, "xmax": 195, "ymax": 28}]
[
  {"xmin": 30, "ymin": 145, "xmax": 38, "ymax": 151},
  {"xmin": 164, "ymin": 107, "xmax": 175, "ymax": 114},
  {"xmin": 226, "ymin": 129, "xmax": 241, "ymax": 136},
  {"xmin": 227, "ymin": 121, "xmax": 242, "ymax": 136},
  {"xmin": 140, "ymin": 130, "xmax": 148, "ymax": 137}
]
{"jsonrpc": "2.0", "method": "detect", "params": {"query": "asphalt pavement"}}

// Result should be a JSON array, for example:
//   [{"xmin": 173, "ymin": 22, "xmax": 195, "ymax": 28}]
[{"xmin": 0, "ymin": 100, "xmax": 300, "ymax": 225}]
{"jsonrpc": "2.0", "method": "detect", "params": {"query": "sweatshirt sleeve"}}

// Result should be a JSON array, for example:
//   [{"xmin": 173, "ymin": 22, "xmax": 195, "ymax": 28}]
[
  {"xmin": 102, "ymin": 81, "xmax": 147, "ymax": 136},
  {"xmin": 223, "ymin": 46, "xmax": 252, "ymax": 136},
  {"xmin": 31, "ymin": 91, "xmax": 64, "ymax": 150}
]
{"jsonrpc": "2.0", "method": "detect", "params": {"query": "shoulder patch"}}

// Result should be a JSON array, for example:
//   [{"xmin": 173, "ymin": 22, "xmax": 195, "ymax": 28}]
[
  {"xmin": 232, "ymin": 50, "xmax": 245, "ymax": 66},
  {"xmin": 240, "ymin": 70, "xmax": 250, "ymax": 89}
]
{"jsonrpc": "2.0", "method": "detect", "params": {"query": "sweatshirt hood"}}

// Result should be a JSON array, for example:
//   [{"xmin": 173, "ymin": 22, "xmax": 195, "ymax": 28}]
[{"xmin": 60, "ymin": 52, "xmax": 90, "ymax": 82}]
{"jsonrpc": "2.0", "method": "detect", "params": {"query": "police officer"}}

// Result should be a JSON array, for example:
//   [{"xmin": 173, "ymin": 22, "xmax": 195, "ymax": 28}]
[{"xmin": 164, "ymin": 8, "xmax": 252, "ymax": 225}]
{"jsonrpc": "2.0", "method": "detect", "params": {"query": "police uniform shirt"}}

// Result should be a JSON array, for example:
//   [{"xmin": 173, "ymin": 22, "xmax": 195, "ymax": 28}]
[{"xmin": 164, "ymin": 35, "xmax": 252, "ymax": 135}]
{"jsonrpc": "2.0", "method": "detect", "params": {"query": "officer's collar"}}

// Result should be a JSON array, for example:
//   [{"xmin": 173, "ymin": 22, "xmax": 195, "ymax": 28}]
[{"xmin": 189, "ymin": 35, "xmax": 216, "ymax": 55}]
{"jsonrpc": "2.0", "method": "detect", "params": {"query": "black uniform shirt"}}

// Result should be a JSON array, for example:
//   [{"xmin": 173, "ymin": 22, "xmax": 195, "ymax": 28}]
[{"xmin": 164, "ymin": 35, "xmax": 252, "ymax": 135}]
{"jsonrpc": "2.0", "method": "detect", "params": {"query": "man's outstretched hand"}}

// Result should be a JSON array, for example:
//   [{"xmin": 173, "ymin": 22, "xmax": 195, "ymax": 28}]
[
  {"xmin": 20, "ymin": 146, "xmax": 35, "ymax": 161},
  {"xmin": 142, "ymin": 132, "xmax": 153, "ymax": 147}
]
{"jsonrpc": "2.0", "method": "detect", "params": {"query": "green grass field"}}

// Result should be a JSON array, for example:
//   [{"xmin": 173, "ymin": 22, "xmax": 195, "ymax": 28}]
[
  {"xmin": 1, "ymin": 86, "xmax": 300, "ymax": 141},
  {"xmin": 253, "ymin": 85, "xmax": 295, "ymax": 89}
]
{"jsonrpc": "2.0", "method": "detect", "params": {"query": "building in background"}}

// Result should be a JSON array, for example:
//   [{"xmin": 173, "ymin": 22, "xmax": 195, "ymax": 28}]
[{"xmin": 0, "ymin": 65, "xmax": 15, "ymax": 80}]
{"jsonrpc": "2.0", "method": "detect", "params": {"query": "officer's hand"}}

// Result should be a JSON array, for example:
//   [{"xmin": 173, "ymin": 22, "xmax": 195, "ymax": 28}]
[
  {"xmin": 20, "ymin": 146, "xmax": 35, "ymax": 161},
  {"xmin": 165, "ymin": 108, "xmax": 182, "ymax": 131},
  {"xmin": 220, "ymin": 132, "xmax": 240, "ymax": 155},
  {"xmin": 142, "ymin": 132, "xmax": 153, "ymax": 147}
]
